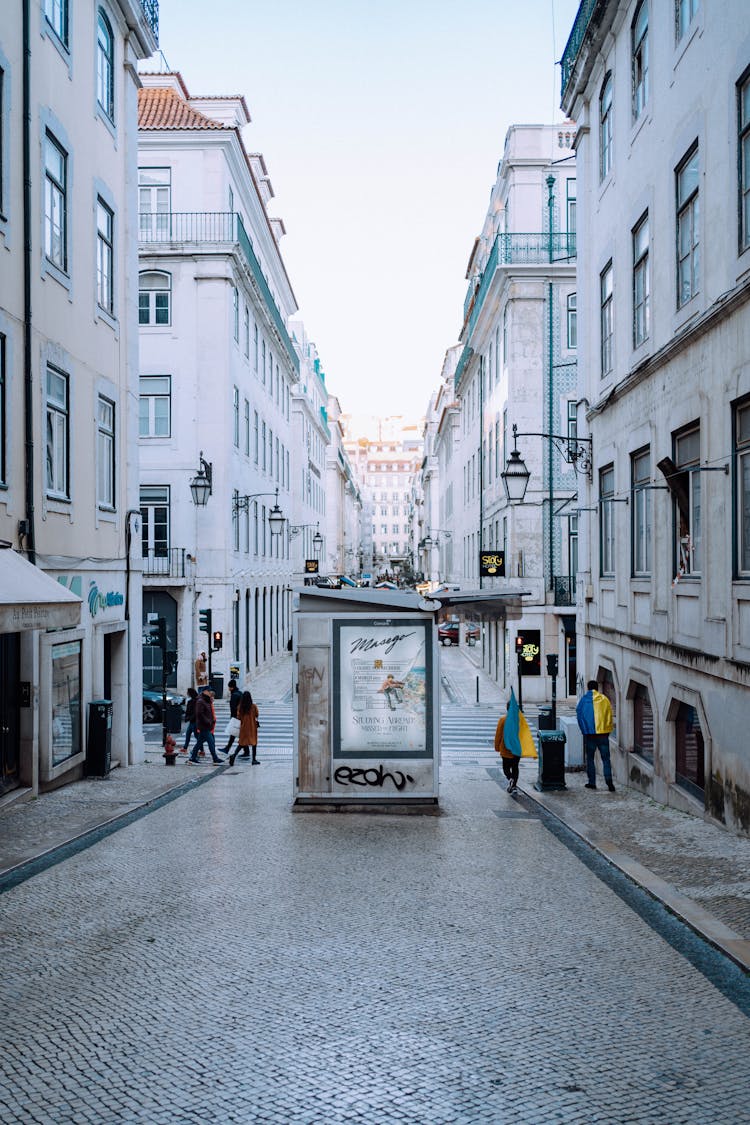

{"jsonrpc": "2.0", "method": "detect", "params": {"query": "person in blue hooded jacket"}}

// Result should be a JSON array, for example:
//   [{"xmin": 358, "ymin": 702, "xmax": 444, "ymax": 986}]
[{"xmin": 576, "ymin": 680, "xmax": 615, "ymax": 791}]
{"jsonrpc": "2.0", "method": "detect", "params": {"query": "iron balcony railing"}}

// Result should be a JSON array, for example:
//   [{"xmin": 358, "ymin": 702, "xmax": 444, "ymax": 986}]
[
  {"xmin": 463, "ymin": 231, "xmax": 576, "ymax": 342},
  {"xmin": 560, "ymin": 0, "xmax": 598, "ymax": 102},
  {"xmin": 139, "ymin": 0, "xmax": 159, "ymax": 42},
  {"xmin": 138, "ymin": 211, "xmax": 300, "ymax": 374},
  {"xmin": 553, "ymin": 575, "xmax": 576, "ymax": 606},
  {"xmin": 142, "ymin": 548, "xmax": 186, "ymax": 579}
]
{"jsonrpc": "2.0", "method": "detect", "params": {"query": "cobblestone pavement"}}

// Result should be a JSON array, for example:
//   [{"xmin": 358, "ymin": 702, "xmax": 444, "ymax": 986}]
[{"xmin": 2, "ymin": 746, "xmax": 750, "ymax": 1123}]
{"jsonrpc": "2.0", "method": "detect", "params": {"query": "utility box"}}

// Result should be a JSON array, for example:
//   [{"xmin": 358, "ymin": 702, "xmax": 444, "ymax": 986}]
[
  {"xmin": 165, "ymin": 702, "xmax": 183, "ymax": 734},
  {"xmin": 86, "ymin": 700, "xmax": 112, "ymax": 777},
  {"xmin": 535, "ymin": 729, "xmax": 567, "ymax": 792},
  {"xmin": 560, "ymin": 716, "xmax": 583, "ymax": 766}
]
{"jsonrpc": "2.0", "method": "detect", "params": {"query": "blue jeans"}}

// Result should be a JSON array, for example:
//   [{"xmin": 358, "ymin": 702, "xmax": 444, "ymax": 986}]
[
  {"xmin": 585, "ymin": 735, "xmax": 612, "ymax": 786},
  {"xmin": 191, "ymin": 729, "xmax": 216, "ymax": 762},
  {"xmin": 183, "ymin": 722, "xmax": 196, "ymax": 751}
]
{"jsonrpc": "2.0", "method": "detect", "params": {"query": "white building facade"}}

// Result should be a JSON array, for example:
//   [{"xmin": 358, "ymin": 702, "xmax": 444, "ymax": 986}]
[
  {"xmin": 562, "ymin": 0, "xmax": 750, "ymax": 832},
  {"xmin": 0, "ymin": 0, "xmax": 158, "ymax": 798},
  {"xmin": 290, "ymin": 324, "xmax": 329, "ymax": 583},
  {"xmin": 452, "ymin": 125, "xmax": 579, "ymax": 702},
  {"xmin": 137, "ymin": 72, "xmax": 299, "ymax": 693}
]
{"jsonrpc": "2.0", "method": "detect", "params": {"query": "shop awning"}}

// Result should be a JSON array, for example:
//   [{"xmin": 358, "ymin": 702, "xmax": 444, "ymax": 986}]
[{"xmin": 0, "ymin": 549, "xmax": 82, "ymax": 632}]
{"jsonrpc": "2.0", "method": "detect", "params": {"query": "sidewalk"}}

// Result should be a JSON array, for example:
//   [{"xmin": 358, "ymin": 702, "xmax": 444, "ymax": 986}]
[
  {"xmin": 0, "ymin": 651, "xmax": 294, "ymax": 889},
  {"xmin": 2, "ymin": 646, "xmax": 749, "ymax": 974}
]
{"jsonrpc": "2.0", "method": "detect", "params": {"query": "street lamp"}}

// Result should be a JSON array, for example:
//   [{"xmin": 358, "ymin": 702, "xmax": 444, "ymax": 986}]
[
  {"xmin": 501, "ymin": 423, "xmax": 592, "ymax": 504},
  {"xmin": 189, "ymin": 452, "xmax": 213, "ymax": 507},
  {"xmin": 232, "ymin": 488, "xmax": 286, "ymax": 537}
]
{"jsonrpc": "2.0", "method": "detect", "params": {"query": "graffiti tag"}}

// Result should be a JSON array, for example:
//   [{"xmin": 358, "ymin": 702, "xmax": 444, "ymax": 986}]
[{"xmin": 334, "ymin": 765, "xmax": 416, "ymax": 791}]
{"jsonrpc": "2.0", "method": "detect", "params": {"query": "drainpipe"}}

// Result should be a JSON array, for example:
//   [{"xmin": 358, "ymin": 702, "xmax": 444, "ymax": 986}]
[
  {"xmin": 22, "ymin": 0, "xmax": 36, "ymax": 564},
  {"xmin": 546, "ymin": 175, "xmax": 556, "ymax": 595}
]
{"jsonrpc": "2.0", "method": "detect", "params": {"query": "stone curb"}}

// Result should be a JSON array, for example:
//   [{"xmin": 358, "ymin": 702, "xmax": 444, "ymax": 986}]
[{"xmin": 521, "ymin": 782, "xmax": 750, "ymax": 974}]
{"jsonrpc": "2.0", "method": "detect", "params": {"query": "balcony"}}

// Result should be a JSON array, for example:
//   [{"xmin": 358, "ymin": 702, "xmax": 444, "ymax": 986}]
[
  {"xmin": 138, "ymin": 211, "xmax": 299, "ymax": 374},
  {"xmin": 143, "ymin": 548, "xmax": 186, "ymax": 579},
  {"xmin": 139, "ymin": 0, "xmax": 159, "ymax": 41},
  {"xmin": 560, "ymin": 0, "xmax": 600, "ymax": 103},
  {"xmin": 463, "ymin": 232, "xmax": 576, "ymax": 342},
  {"xmin": 553, "ymin": 576, "xmax": 576, "ymax": 606}
]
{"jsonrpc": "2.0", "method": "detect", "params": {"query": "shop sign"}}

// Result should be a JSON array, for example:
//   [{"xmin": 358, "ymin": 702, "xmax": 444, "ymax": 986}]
[
  {"xmin": 479, "ymin": 550, "xmax": 505, "ymax": 577},
  {"xmin": 517, "ymin": 629, "xmax": 541, "ymax": 675},
  {"xmin": 87, "ymin": 581, "xmax": 124, "ymax": 618},
  {"xmin": 304, "ymin": 559, "xmax": 319, "ymax": 574}
]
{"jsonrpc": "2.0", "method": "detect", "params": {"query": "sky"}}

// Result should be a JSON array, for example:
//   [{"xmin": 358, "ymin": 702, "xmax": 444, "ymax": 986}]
[{"xmin": 152, "ymin": 0, "xmax": 582, "ymax": 421}]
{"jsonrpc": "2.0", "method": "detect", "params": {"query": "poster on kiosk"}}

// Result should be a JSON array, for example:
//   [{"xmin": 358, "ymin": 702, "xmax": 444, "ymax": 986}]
[{"xmin": 331, "ymin": 616, "xmax": 438, "ymax": 801}]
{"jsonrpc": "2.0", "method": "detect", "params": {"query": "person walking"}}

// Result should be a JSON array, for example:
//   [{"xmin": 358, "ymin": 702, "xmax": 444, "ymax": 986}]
[
  {"xmin": 189, "ymin": 689, "xmax": 222, "ymax": 764},
  {"xmin": 194, "ymin": 651, "xmax": 208, "ymax": 691},
  {"xmin": 220, "ymin": 679, "xmax": 242, "ymax": 755},
  {"xmin": 182, "ymin": 687, "xmax": 198, "ymax": 753},
  {"xmin": 576, "ymin": 679, "xmax": 616, "ymax": 791},
  {"xmin": 494, "ymin": 688, "xmax": 534, "ymax": 794},
  {"xmin": 229, "ymin": 690, "xmax": 259, "ymax": 767}
]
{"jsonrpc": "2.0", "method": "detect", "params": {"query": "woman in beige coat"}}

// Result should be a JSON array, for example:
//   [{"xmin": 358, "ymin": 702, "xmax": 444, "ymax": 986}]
[{"xmin": 229, "ymin": 691, "xmax": 259, "ymax": 766}]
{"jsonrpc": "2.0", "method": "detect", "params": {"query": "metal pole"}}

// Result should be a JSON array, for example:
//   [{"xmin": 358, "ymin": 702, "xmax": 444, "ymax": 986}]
[
  {"xmin": 551, "ymin": 669, "xmax": 557, "ymax": 728},
  {"xmin": 517, "ymin": 652, "xmax": 523, "ymax": 712},
  {"xmin": 476, "ymin": 676, "xmax": 479, "ymax": 705}
]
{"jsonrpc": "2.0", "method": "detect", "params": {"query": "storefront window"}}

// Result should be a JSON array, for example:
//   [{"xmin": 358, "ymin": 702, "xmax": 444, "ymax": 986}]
[
  {"xmin": 675, "ymin": 701, "xmax": 704, "ymax": 799},
  {"xmin": 51, "ymin": 640, "xmax": 82, "ymax": 766},
  {"xmin": 632, "ymin": 684, "xmax": 654, "ymax": 764}
]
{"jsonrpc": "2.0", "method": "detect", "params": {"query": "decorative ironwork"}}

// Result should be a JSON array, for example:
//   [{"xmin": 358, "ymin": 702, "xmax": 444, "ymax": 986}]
[
  {"xmin": 560, "ymin": 0, "xmax": 598, "ymax": 102},
  {"xmin": 143, "ymin": 548, "xmax": 185, "ymax": 578},
  {"xmin": 553, "ymin": 576, "xmax": 576, "ymax": 606},
  {"xmin": 139, "ymin": 0, "xmax": 159, "ymax": 42}
]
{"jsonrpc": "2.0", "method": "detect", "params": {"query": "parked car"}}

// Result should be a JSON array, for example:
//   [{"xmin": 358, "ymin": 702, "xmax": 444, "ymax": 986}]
[
  {"xmin": 437, "ymin": 619, "xmax": 480, "ymax": 646},
  {"xmin": 143, "ymin": 687, "xmax": 185, "ymax": 724}
]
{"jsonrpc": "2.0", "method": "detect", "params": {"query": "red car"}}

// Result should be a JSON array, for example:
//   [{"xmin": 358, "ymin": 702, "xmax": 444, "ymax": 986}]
[{"xmin": 437, "ymin": 619, "xmax": 480, "ymax": 646}]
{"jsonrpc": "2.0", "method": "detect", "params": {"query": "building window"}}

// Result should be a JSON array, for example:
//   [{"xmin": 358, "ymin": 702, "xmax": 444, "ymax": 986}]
[
  {"xmin": 97, "ymin": 395, "xmax": 115, "ymax": 509},
  {"xmin": 674, "ymin": 701, "xmax": 704, "ymax": 798},
  {"xmin": 567, "ymin": 292, "xmax": 577, "ymax": 348},
  {"xmin": 254, "ymin": 410, "xmax": 259, "ymax": 464},
  {"xmin": 244, "ymin": 305, "xmax": 250, "ymax": 357},
  {"xmin": 139, "ymin": 375, "xmax": 171, "ymax": 437},
  {"xmin": 96, "ymin": 198, "xmax": 114, "ymax": 314},
  {"xmin": 262, "ymin": 339, "xmax": 266, "ymax": 385},
  {"xmin": 244, "ymin": 399, "xmax": 250, "ymax": 456},
  {"xmin": 0, "ymin": 67, "xmax": 5, "ymax": 217},
  {"xmin": 632, "ymin": 447, "xmax": 652, "ymax": 576},
  {"xmin": 140, "ymin": 485, "xmax": 169, "ymax": 560},
  {"xmin": 600, "ymin": 261, "xmax": 613, "ymax": 376},
  {"xmin": 673, "ymin": 424, "xmax": 701, "ymax": 576},
  {"xmin": 735, "ymin": 398, "xmax": 750, "ymax": 575},
  {"xmin": 261, "ymin": 421, "xmax": 266, "ymax": 471},
  {"xmin": 138, "ymin": 167, "xmax": 171, "ymax": 240},
  {"xmin": 599, "ymin": 73, "xmax": 613, "ymax": 181},
  {"xmin": 233, "ymin": 287, "xmax": 239, "ymax": 342},
  {"xmin": 254, "ymin": 323, "xmax": 259, "ymax": 372},
  {"xmin": 0, "ymin": 333, "xmax": 5, "ymax": 485},
  {"xmin": 46, "ymin": 366, "xmax": 69, "ymax": 498},
  {"xmin": 96, "ymin": 10, "xmax": 114, "ymax": 120},
  {"xmin": 632, "ymin": 2, "xmax": 649, "ymax": 121},
  {"xmin": 138, "ymin": 270, "xmax": 171, "ymax": 325},
  {"xmin": 566, "ymin": 401, "xmax": 578, "ymax": 462},
  {"xmin": 676, "ymin": 143, "xmax": 700, "ymax": 307},
  {"xmin": 632, "ymin": 684, "xmax": 654, "ymax": 765},
  {"xmin": 44, "ymin": 132, "xmax": 67, "ymax": 271},
  {"xmin": 739, "ymin": 70, "xmax": 750, "ymax": 253},
  {"xmin": 632, "ymin": 213, "xmax": 650, "ymax": 347},
  {"xmin": 566, "ymin": 178, "xmax": 576, "ymax": 249},
  {"xmin": 44, "ymin": 0, "xmax": 68, "ymax": 46},
  {"xmin": 233, "ymin": 386, "xmax": 240, "ymax": 447},
  {"xmin": 600, "ymin": 465, "xmax": 615, "ymax": 577},
  {"xmin": 676, "ymin": 0, "xmax": 698, "ymax": 41}
]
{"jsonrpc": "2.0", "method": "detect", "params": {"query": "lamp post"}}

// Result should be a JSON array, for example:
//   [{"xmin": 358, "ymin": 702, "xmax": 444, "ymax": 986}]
[
  {"xmin": 501, "ymin": 423, "xmax": 592, "ymax": 504},
  {"xmin": 232, "ymin": 488, "xmax": 286, "ymax": 538},
  {"xmin": 189, "ymin": 452, "xmax": 213, "ymax": 506}
]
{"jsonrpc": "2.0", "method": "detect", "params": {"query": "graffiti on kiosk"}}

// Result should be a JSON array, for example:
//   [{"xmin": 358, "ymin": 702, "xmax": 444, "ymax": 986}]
[
  {"xmin": 334, "ymin": 764, "xmax": 416, "ymax": 791},
  {"xmin": 88, "ymin": 581, "xmax": 124, "ymax": 617}
]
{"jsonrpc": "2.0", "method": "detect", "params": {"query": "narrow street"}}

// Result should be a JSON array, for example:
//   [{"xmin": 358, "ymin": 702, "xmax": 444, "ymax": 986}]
[{"xmin": 2, "ymin": 658, "xmax": 749, "ymax": 1124}]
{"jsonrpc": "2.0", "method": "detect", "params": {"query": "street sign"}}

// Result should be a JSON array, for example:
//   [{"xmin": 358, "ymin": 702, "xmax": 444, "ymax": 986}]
[
  {"xmin": 305, "ymin": 559, "xmax": 319, "ymax": 574},
  {"xmin": 479, "ymin": 550, "xmax": 505, "ymax": 578}
]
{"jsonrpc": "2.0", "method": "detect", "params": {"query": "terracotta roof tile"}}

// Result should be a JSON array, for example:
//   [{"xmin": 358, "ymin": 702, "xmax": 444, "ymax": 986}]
[{"xmin": 138, "ymin": 87, "xmax": 227, "ymax": 131}]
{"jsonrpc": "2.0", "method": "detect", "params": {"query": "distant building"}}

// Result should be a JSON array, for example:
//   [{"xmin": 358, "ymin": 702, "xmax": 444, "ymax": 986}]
[
  {"xmin": 562, "ymin": 0, "xmax": 750, "ymax": 832},
  {"xmin": 289, "ymin": 324, "xmax": 329, "ymax": 582},
  {"xmin": 0, "ymin": 1, "xmax": 158, "ymax": 798}
]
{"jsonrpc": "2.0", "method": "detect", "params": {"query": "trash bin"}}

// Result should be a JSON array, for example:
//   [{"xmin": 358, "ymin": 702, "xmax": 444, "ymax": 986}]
[
  {"xmin": 165, "ymin": 702, "xmax": 183, "ymax": 734},
  {"xmin": 210, "ymin": 673, "xmax": 224, "ymax": 700},
  {"xmin": 537, "ymin": 706, "xmax": 555, "ymax": 731},
  {"xmin": 86, "ymin": 699, "xmax": 112, "ymax": 777},
  {"xmin": 535, "ymin": 729, "xmax": 567, "ymax": 792}
]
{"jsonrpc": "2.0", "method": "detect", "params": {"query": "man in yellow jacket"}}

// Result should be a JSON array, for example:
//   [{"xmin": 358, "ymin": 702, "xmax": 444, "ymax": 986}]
[{"xmin": 576, "ymin": 679, "xmax": 615, "ymax": 791}]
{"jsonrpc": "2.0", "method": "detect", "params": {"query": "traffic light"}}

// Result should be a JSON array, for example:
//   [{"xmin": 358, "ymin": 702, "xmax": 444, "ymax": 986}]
[
  {"xmin": 199, "ymin": 608, "xmax": 212, "ymax": 634},
  {"xmin": 515, "ymin": 634, "xmax": 523, "ymax": 655},
  {"xmin": 164, "ymin": 650, "xmax": 178, "ymax": 675},
  {"xmin": 212, "ymin": 630, "xmax": 223, "ymax": 652}
]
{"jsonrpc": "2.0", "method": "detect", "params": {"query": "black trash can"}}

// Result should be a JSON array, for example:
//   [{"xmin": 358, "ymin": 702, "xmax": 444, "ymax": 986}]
[
  {"xmin": 537, "ymin": 706, "xmax": 555, "ymax": 731},
  {"xmin": 165, "ymin": 702, "xmax": 183, "ymax": 734},
  {"xmin": 86, "ymin": 699, "xmax": 112, "ymax": 777},
  {"xmin": 535, "ymin": 729, "xmax": 567, "ymax": 791},
  {"xmin": 210, "ymin": 673, "xmax": 224, "ymax": 700}
]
